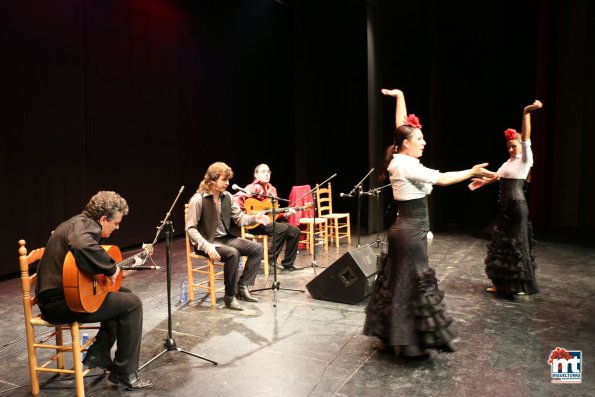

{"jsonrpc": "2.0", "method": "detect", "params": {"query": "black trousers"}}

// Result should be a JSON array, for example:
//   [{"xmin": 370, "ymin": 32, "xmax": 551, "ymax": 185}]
[
  {"xmin": 209, "ymin": 235, "xmax": 263, "ymax": 296},
  {"xmin": 38, "ymin": 287, "xmax": 143, "ymax": 375},
  {"xmin": 250, "ymin": 221, "xmax": 300, "ymax": 268}
]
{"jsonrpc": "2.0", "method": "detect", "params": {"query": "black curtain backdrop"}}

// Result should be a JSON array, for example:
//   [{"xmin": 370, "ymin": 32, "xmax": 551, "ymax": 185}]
[{"xmin": 1, "ymin": 0, "xmax": 593, "ymax": 277}]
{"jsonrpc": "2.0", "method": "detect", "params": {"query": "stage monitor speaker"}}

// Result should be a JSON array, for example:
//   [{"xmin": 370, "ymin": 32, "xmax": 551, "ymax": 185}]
[{"xmin": 306, "ymin": 245, "xmax": 378, "ymax": 304}]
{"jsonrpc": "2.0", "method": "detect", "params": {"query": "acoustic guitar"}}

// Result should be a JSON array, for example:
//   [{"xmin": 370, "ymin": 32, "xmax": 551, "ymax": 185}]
[
  {"xmin": 243, "ymin": 198, "xmax": 313, "ymax": 230},
  {"xmin": 63, "ymin": 244, "xmax": 153, "ymax": 313}
]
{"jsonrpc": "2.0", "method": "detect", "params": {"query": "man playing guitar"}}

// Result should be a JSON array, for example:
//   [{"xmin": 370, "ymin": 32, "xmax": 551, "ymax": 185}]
[
  {"xmin": 234, "ymin": 164, "xmax": 302, "ymax": 271},
  {"xmin": 35, "ymin": 191, "xmax": 153, "ymax": 391}
]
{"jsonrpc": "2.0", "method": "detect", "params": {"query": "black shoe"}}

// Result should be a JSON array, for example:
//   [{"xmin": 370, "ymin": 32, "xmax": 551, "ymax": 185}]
[
  {"xmin": 400, "ymin": 345, "xmax": 428, "ymax": 358},
  {"xmin": 513, "ymin": 292, "xmax": 534, "ymax": 302},
  {"xmin": 236, "ymin": 285, "xmax": 258, "ymax": 302},
  {"xmin": 283, "ymin": 265, "xmax": 302, "ymax": 271},
  {"xmin": 223, "ymin": 295, "xmax": 244, "ymax": 311},
  {"xmin": 435, "ymin": 342, "xmax": 456, "ymax": 353},
  {"xmin": 403, "ymin": 352, "xmax": 431, "ymax": 361},
  {"xmin": 107, "ymin": 372, "xmax": 153, "ymax": 391},
  {"xmin": 82, "ymin": 345, "xmax": 112, "ymax": 371}
]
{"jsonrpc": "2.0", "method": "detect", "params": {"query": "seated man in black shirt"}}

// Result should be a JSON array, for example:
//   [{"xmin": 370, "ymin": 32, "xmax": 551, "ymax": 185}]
[{"xmin": 36, "ymin": 191, "xmax": 153, "ymax": 391}]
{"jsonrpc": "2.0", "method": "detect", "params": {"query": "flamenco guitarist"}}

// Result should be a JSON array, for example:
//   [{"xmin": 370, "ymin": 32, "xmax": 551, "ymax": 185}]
[
  {"xmin": 35, "ymin": 191, "xmax": 153, "ymax": 391},
  {"xmin": 234, "ymin": 164, "xmax": 302, "ymax": 272}
]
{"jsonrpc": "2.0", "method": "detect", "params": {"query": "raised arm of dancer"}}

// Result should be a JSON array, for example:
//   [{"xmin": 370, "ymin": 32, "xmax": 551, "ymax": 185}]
[
  {"xmin": 381, "ymin": 88, "xmax": 407, "ymax": 129},
  {"xmin": 521, "ymin": 100, "xmax": 543, "ymax": 141}
]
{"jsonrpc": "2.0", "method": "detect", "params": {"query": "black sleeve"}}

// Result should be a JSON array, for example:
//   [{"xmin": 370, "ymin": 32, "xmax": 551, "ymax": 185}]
[{"xmin": 70, "ymin": 228, "xmax": 117, "ymax": 276}]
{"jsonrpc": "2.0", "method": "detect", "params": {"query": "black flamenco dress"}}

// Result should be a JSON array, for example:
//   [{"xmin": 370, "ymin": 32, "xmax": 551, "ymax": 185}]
[
  {"xmin": 364, "ymin": 197, "xmax": 456, "ymax": 350},
  {"xmin": 485, "ymin": 178, "xmax": 539, "ymax": 295}
]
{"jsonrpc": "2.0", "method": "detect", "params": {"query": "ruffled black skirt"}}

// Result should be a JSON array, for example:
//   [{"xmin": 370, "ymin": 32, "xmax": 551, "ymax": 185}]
[
  {"xmin": 363, "ymin": 198, "xmax": 456, "ymax": 349},
  {"xmin": 485, "ymin": 198, "xmax": 539, "ymax": 295}
]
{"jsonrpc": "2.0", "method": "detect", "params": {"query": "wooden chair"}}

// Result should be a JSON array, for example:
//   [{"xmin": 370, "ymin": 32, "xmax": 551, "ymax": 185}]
[
  {"xmin": 19, "ymin": 239, "xmax": 100, "ymax": 397},
  {"xmin": 184, "ymin": 204, "xmax": 225, "ymax": 308},
  {"xmin": 240, "ymin": 226, "xmax": 270, "ymax": 278},
  {"xmin": 298, "ymin": 217, "xmax": 328, "ymax": 255},
  {"xmin": 316, "ymin": 182, "xmax": 351, "ymax": 247}
]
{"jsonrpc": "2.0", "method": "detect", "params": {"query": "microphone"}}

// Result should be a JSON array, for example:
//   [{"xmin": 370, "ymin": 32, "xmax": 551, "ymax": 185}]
[
  {"xmin": 120, "ymin": 265, "xmax": 162, "ymax": 271},
  {"xmin": 231, "ymin": 184, "xmax": 247, "ymax": 193},
  {"xmin": 340, "ymin": 193, "xmax": 353, "ymax": 198}
]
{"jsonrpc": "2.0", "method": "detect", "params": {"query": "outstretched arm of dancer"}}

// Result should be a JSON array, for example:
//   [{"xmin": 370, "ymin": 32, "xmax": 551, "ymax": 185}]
[
  {"xmin": 381, "ymin": 88, "xmax": 407, "ymax": 129},
  {"xmin": 521, "ymin": 100, "xmax": 543, "ymax": 141},
  {"xmin": 468, "ymin": 174, "xmax": 499, "ymax": 191},
  {"xmin": 436, "ymin": 163, "xmax": 496, "ymax": 186}
]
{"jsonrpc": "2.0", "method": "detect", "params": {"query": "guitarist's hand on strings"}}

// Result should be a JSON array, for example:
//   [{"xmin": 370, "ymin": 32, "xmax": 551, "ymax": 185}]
[{"xmin": 109, "ymin": 266, "xmax": 121, "ymax": 285}]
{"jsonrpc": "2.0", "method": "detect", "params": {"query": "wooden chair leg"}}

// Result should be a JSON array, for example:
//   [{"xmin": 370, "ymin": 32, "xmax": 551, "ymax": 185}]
[
  {"xmin": 55, "ymin": 327, "xmax": 64, "ymax": 369},
  {"xmin": 309, "ymin": 222, "xmax": 315, "ymax": 255},
  {"xmin": 263, "ymin": 237, "xmax": 269, "ymax": 277},
  {"xmin": 26, "ymin": 323, "xmax": 40, "ymax": 395},
  {"xmin": 70, "ymin": 323, "xmax": 85, "ymax": 397},
  {"xmin": 347, "ymin": 215, "xmax": 352, "ymax": 245},
  {"xmin": 323, "ymin": 221, "xmax": 328, "ymax": 250},
  {"xmin": 208, "ymin": 259, "xmax": 217, "ymax": 308},
  {"xmin": 187, "ymin": 260, "xmax": 195, "ymax": 303}
]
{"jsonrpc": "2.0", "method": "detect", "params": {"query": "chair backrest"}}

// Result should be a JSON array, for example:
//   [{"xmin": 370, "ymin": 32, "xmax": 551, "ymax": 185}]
[
  {"xmin": 19, "ymin": 240, "xmax": 45, "ymax": 319},
  {"xmin": 184, "ymin": 204, "xmax": 195, "ymax": 260},
  {"xmin": 316, "ymin": 183, "xmax": 334, "ymax": 217}
]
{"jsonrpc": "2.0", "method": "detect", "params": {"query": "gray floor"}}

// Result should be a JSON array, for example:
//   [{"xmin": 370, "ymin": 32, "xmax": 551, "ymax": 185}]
[{"xmin": 1, "ymin": 231, "xmax": 594, "ymax": 397}]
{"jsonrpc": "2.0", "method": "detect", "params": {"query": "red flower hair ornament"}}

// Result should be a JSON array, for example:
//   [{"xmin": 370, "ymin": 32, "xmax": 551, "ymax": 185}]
[
  {"xmin": 504, "ymin": 128, "xmax": 518, "ymax": 141},
  {"xmin": 403, "ymin": 114, "xmax": 422, "ymax": 129}
]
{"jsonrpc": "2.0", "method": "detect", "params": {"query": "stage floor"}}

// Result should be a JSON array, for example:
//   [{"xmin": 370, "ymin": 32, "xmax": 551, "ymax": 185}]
[{"xmin": 1, "ymin": 231, "xmax": 593, "ymax": 396}]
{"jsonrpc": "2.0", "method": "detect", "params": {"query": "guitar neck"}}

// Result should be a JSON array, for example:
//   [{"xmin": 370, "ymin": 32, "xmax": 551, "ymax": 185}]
[
  {"xmin": 264, "ymin": 206, "xmax": 308, "ymax": 215},
  {"xmin": 117, "ymin": 252, "xmax": 145, "ymax": 269},
  {"xmin": 117, "ymin": 256, "xmax": 137, "ymax": 269}
]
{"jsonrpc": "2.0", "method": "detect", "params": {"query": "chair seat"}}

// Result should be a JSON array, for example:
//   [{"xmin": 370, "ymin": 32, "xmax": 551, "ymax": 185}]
[
  {"xmin": 321, "ymin": 213, "xmax": 349, "ymax": 220},
  {"xmin": 30, "ymin": 315, "xmax": 62, "ymax": 327},
  {"xmin": 299, "ymin": 217, "xmax": 327, "ymax": 224}
]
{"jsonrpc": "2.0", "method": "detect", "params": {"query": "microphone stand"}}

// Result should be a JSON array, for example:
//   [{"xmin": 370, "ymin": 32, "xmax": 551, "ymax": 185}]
[
  {"xmin": 248, "ymin": 192, "xmax": 304, "ymax": 307},
  {"xmin": 139, "ymin": 186, "xmax": 217, "ymax": 371},
  {"xmin": 340, "ymin": 169, "xmax": 374, "ymax": 248},
  {"xmin": 293, "ymin": 173, "xmax": 337, "ymax": 276},
  {"xmin": 364, "ymin": 183, "xmax": 391, "ymax": 248}
]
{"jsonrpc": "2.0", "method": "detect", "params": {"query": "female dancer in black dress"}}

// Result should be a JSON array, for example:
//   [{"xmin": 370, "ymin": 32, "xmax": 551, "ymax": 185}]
[
  {"xmin": 469, "ymin": 100, "xmax": 543, "ymax": 298},
  {"xmin": 364, "ymin": 88, "xmax": 495, "ymax": 358}
]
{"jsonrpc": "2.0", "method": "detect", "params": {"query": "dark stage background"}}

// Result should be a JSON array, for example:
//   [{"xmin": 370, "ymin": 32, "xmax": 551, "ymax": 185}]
[{"xmin": 1, "ymin": 0, "xmax": 593, "ymax": 277}]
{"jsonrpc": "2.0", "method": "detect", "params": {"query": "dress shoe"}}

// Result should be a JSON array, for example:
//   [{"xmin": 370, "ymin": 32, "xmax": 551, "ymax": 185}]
[
  {"xmin": 403, "ymin": 352, "xmax": 431, "ymax": 361},
  {"xmin": 82, "ymin": 345, "xmax": 112, "ymax": 371},
  {"xmin": 435, "ymin": 341, "xmax": 456, "ymax": 353},
  {"xmin": 236, "ymin": 285, "xmax": 258, "ymax": 302},
  {"xmin": 513, "ymin": 292, "xmax": 534, "ymax": 302},
  {"xmin": 400, "ymin": 345, "xmax": 429, "ymax": 359},
  {"xmin": 283, "ymin": 265, "xmax": 302, "ymax": 272},
  {"xmin": 223, "ymin": 295, "xmax": 244, "ymax": 311},
  {"xmin": 107, "ymin": 372, "xmax": 153, "ymax": 391}
]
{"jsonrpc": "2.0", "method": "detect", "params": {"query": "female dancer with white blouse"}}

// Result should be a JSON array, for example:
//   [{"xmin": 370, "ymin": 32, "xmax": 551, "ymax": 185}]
[
  {"xmin": 469, "ymin": 100, "xmax": 543, "ymax": 298},
  {"xmin": 364, "ymin": 88, "xmax": 496, "ymax": 359}
]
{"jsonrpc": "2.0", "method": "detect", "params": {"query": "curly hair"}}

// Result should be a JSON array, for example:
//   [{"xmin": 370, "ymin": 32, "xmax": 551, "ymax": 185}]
[
  {"xmin": 83, "ymin": 191, "xmax": 129, "ymax": 222},
  {"xmin": 198, "ymin": 162, "xmax": 233, "ymax": 193}
]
